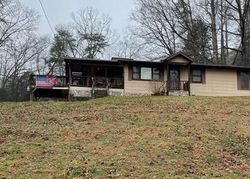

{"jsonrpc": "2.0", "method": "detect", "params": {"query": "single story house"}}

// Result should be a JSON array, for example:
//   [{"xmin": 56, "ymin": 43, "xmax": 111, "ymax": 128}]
[{"xmin": 31, "ymin": 53, "xmax": 250, "ymax": 99}]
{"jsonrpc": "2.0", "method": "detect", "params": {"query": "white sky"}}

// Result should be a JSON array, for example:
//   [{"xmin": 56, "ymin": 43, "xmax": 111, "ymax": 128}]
[{"xmin": 21, "ymin": 0, "xmax": 135, "ymax": 36}]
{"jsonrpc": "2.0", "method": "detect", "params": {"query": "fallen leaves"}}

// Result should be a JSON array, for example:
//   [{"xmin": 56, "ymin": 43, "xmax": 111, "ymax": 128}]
[{"xmin": 0, "ymin": 96, "xmax": 249, "ymax": 178}]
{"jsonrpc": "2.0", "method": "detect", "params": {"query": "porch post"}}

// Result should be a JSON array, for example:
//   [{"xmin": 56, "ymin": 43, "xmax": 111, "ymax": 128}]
[
  {"xmin": 90, "ymin": 66, "xmax": 94, "ymax": 87},
  {"xmin": 188, "ymin": 64, "xmax": 191, "ymax": 96},
  {"xmin": 65, "ymin": 61, "xmax": 70, "ymax": 85},
  {"xmin": 166, "ymin": 63, "xmax": 169, "ymax": 96},
  {"xmin": 68, "ymin": 61, "xmax": 72, "ymax": 101},
  {"xmin": 91, "ymin": 77, "xmax": 95, "ymax": 99},
  {"xmin": 68, "ymin": 61, "xmax": 72, "ymax": 86}
]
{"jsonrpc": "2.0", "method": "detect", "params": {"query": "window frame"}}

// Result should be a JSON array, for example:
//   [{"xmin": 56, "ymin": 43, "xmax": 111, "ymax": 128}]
[
  {"xmin": 132, "ymin": 66, "xmax": 161, "ymax": 81},
  {"xmin": 191, "ymin": 68, "xmax": 205, "ymax": 84},
  {"xmin": 152, "ymin": 67, "xmax": 160, "ymax": 80},
  {"xmin": 237, "ymin": 70, "xmax": 250, "ymax": 90},
  {"xmin": 132, "ymin": 66, "xmax": 140, "ymax": 80}
]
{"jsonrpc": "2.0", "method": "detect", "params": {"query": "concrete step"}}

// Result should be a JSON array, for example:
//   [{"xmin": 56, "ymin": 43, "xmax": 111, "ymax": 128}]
[
  {"xmin": 168, "ymin": 90, "xmax": 189, "ymax": 96},
  {"xmin": 93, "ymin": 89, "xmax": 108, "ymax": 98}
]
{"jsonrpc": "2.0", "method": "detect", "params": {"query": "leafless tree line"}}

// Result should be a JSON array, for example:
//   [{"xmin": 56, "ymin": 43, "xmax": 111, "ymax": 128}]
[
  {"xmin": 131, "ymin": 0, "xmax": 250, "ymax": 65},
  {"xmin": 0, "ymin": 0, "xmax": 49, "ymax": 101}
]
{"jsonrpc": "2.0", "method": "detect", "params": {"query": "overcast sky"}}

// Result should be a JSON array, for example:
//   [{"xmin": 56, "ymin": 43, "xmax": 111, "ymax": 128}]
[{"xmin": 21, "ymin": 0, "xmax": 135, "ymax": 36}]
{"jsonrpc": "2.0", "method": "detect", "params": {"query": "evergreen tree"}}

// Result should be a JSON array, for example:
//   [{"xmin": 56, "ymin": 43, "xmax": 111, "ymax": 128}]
[
  {"xmin": 183, "ymin": 19, "xmax": 211, "ymax": 63},
  {"xmin": 49, "ymin": 26, "xmax": 76, "ymax": 75},
  {"xmin": 81, "ymin": 33, "xmax": 109, "ymax": 58}
]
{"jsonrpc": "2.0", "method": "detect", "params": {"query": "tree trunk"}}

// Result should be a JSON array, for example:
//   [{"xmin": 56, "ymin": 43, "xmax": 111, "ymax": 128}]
[
  {"xmin": 245, "ymin": 2, "xmax": 250, "ymax": 64},
  {"xmin": 225, "ymin": 13, "xmax": 229, "ymax": 57},
  {"xmin": 220, "ymin": 0, "xmax": 226, "ymax": 64},
  {"xmin": 211, "ymin": 0, "xmax": 219, "ymax": 63}
]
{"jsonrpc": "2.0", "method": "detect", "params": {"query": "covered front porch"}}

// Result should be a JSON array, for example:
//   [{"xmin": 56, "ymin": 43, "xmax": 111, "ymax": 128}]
[
  {"xmin": 65, "ymin": 58, "xmax": 124, "ymax": 90},
  {"xmin": 30, "ymin": 59, "xmax": 125, "ymax": 100},
  {"xmin": 164, "ymin": 53, "xmax": 192, "ymax": 96}
]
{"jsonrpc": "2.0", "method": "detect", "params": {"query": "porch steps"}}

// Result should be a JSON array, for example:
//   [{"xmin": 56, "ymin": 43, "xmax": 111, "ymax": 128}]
[
  {"xmin": 168, "ymin": 90, "xmax": 190, "ymax": 96},
  {"xmin": 69, "ymin": 87, "xmax": 109, "ymax": 99},
  {"xmin": 70, "ymin": 89, "xmax": 92, "ymax": 98},
  {"xmin": 93, "ymin": 89, "xmax": 108, "ymax": 98}
]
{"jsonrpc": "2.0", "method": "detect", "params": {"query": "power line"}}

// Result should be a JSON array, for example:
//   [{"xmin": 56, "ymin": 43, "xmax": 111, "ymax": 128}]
[
  {"xmin": 38, "ymin": 0, "xmax": 54, "ymax": 35},
  {"xmin": 37, "ymin": 0, "xmax": 81, "ymax": 60}
]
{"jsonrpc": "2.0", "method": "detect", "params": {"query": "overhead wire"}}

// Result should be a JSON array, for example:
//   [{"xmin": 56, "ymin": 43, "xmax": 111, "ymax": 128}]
[
  {"xmin": 37, "ymin": 0, "xmax": 81, "ymax": 75},
  {"xmin": 38, "ymin": 0, "xmax": 55, "ymax": 34}
]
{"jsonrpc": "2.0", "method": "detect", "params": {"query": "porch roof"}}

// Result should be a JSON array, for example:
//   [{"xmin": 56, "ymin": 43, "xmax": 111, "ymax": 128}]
[
  {"xmin": 64, "ymin": 54, "xmax": 250, "ymax": 70},
  {"xmin": 64, "ymin": 57, "xmax": 162, "ymax": 65},
  {"xmin": 64, "ymin": 57, "xmax": 121, "ymax": 65}
]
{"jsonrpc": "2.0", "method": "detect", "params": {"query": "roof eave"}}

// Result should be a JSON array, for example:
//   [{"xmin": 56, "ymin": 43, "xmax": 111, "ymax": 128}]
[{"xmin": 163, "ymin": 52, "xmax": 194, "ymax": 64}]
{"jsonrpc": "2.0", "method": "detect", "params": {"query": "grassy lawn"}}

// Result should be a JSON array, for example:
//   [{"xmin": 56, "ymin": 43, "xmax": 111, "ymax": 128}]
[{"xmin": 0, "ymin": 96, "xmax": 249, "ymax": 178}]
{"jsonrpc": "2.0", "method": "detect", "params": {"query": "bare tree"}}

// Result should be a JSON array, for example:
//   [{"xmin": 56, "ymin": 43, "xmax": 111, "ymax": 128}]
[
  {"xmin": 0, "ymin": 34, "xmax": 49, "ymax": 89},
  {"xmin": 112, "ymin": 34, "xmax": 144, "ymax": 59},
  {"xmin": 71, "ymin": 7, "xmax": 112, "ymax": 58},
  {"xmin": 220, "ymin": 0, "xmax": 226, "ymax": 63},
  {"xmin": 0, "ymin": 0, "xmax": 38, "ymax": 48},
  {"xmin": 246, "ymin": 3, "xmax": 250, "ymax": 61},
  {"xmin": 132, "ymin": 0, "xmax": 211, "ymax": 62},
  {"xmin": 131, "ymin": 0, "xmax": 250, "ymax": 65},
  {"xmin": 132, "ymin": 0, "xmax": 179, "ymax": 56},
  {"xmin": 210, "ymin": 0, "xmax": 219, "ymax": 63},
  {"xmin": 0, "ymin": 0, "xmax": 49, "ymax": 101},
  {"xmin": 224, "ymin": 0, "xmax": 250, "ymax": 65}
]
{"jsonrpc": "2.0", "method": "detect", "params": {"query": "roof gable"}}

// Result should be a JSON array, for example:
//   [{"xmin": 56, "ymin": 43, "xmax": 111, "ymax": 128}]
[{"xmin": 162, "ymin": 52, "xmax": 193, "ymax": 64}]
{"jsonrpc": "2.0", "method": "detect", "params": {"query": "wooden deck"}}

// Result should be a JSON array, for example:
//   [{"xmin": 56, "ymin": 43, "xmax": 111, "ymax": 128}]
[{"xmin": 29, "ymin": 75, "xmax": 124, "ymax": 100}]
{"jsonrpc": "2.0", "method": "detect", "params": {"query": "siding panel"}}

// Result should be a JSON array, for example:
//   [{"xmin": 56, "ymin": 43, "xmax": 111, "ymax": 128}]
[
  {"xmin": 124, "ymin": 65, "xmax": 163, "ymax": 95},
  {"xmin": 191, "ymin": 68, "xmax": 250, "ymax": 96}
]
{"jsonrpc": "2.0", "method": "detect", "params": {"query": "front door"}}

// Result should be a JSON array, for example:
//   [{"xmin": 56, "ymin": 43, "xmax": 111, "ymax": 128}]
[{"xmin": 168, "ymin": 65, "xmax": 180, "ymax": 91}]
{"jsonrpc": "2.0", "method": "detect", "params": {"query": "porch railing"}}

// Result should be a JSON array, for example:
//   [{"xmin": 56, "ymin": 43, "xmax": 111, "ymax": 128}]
[
  {"xmin": 31, "ymin": 75, "xmax": 124, "ymax": 89},
  {"xmin": 30, "ymin": 75, "xmax": 67, "ymax": 88},
  {"xmin": 71, "ymin": 76, "xmax": 124, "ymax": 89},
  {"xmin": 71, "ymin": 76, "xmax": 92, "ymax": 87},
  {"xmin": 166, "ymin": 80, "xmax": 190, "ymax": 92},
  {"xmin": 55, "ymin": 76, "xmax": 67, "ymax": 87}
]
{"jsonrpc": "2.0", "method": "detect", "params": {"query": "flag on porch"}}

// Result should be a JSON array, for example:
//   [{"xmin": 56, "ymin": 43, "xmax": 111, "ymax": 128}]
[{"xmin": 36, "ymin": 75, "xmax": 57, "ymax": 88}]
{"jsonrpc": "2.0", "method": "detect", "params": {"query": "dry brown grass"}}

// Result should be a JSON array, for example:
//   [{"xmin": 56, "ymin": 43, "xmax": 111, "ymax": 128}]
[{"xmin": 0, "ymin": 96, "xmax": 249, "ymax": 178}]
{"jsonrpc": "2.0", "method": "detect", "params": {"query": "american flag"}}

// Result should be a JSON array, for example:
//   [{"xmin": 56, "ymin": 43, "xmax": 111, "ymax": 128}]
[{"xmin": 36, "ymin": 75, "xmax": 57, "ymax": 88}]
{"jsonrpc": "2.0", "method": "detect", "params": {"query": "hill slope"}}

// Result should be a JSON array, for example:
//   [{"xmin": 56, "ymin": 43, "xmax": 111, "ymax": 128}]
[{"xmin": 0, "ymin": 97, "xmax": 249, "ymax": 178}]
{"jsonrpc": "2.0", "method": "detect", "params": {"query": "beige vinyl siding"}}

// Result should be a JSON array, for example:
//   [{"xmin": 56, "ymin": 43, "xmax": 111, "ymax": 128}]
[
  {"xmin": 180, "ymin": 66, "xmax": 189, "ymax": 81},
  {"xmin": 124, "ymin": 65, "xmax": 163, "ymax": 95},
  {"xmin": 124, "ymin": 62, "xmax": 250, "ymax": 96},
  {"xmin": 190, "ymin": 68, "xmax": 250, "ymax": 96},
  {"xmin": 169, "ymin": 57, "xmax": 190, "ymax": 64}
]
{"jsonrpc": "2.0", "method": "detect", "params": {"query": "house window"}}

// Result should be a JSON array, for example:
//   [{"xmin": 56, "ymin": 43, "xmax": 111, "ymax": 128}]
[
  {"xmin": 238, "ymin": 71, "xmax": 250, "ymax": 90},
  {"xmin": 153, "ymin": 67, "xmax": 160, "ymax": 80},
  {"xmin": 191, "ymin": 68, "xmax": 204, "ymax": 83},
  {"xmin": 141, "ymin": 67, "xmax": 152, "ymax": 80},
  {"xmin": 132, "ymin": 66, "xmax": 140, "ymax": 80},
  {"xmin": 132, "ymin": 66, "xmax": 160, "ymax": 81}
]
